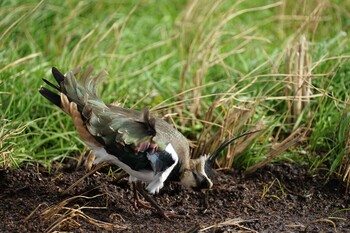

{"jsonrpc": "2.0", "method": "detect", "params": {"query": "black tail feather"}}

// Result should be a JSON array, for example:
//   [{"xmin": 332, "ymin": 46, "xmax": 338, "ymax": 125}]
[
  {"xmin": 42, "ymin": 78, "xmax": 60, "ymax": 91},
  {"xmin": 39, "ymin": 86, "xmax": 61, "ymax": 107},
  {"xmin": 52, "ymin": 67, "xmax": 65, "ymax": 84}
]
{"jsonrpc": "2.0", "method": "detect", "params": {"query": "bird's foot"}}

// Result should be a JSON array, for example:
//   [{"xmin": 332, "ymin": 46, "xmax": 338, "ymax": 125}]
[
  {"xmin": 133, "ymin": 181, "xmax": 186, "ymax": 220},
  {"xmin": 133, "ymin": 199, "xmax": 151, "ymax": 210},
  {"xmin": 157, "ymin": 210, "xmax": 186, "ymax": 220}
]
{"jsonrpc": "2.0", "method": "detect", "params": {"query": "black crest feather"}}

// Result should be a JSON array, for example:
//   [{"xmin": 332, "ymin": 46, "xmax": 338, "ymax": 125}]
[{"xmin": 207, "ymin": 130, "xmax": 261, "ymax": 167}]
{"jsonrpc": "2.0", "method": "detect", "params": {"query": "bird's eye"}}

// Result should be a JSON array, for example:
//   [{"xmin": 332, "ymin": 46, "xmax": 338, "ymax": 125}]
[{"xmin": 205, "ymin": 162, "xmax": 213, "ymax": 179}]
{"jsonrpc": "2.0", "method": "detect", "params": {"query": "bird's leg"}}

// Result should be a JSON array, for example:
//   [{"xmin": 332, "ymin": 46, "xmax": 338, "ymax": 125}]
[
  {"xmin": 132, "ymin": 182, "xmax": 151, "ymax": 209},
  {"xmin": 135, "ymin": 181, "xmax": 185, "ymax": 220}
]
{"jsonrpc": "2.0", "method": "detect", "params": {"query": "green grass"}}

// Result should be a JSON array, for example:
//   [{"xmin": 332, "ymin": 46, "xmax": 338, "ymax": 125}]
[{"xmin": 1, "ymin": 0, "xmax": 349, "ymax": 181}]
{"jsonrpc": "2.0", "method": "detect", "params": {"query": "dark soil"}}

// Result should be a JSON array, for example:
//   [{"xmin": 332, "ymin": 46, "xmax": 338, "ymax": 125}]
[{"xmin": 0, "ymin": 162, "xmax": 349, "ymax": 232}]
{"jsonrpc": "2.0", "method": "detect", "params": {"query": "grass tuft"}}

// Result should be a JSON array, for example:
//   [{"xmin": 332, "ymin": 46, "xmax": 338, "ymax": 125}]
[
  {"xmin": 0, "ymin": 0, "xmax": 349, "ymax": 183},
  {"xmin": 26, "ymin": 194, "xmax": 127, "ymax": 232}
]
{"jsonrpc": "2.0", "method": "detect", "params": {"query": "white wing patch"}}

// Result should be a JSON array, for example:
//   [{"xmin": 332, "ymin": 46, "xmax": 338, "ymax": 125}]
[
  {"xmin": 146, "ymin": 143, "xmax": 179, "ymax": 194},
  {"xmin": 92, "ymin": 147, "xmax": 154, "ymax": 182},
  {"xmin": 92, "ymin": 143, "xmax": 179, "ymax": 194}
]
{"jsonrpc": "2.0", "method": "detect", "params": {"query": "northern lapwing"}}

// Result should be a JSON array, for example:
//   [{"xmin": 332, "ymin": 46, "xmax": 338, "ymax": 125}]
[{"xmin": 39, "ymin": 67, "xmax": 255, "ymax": 219}]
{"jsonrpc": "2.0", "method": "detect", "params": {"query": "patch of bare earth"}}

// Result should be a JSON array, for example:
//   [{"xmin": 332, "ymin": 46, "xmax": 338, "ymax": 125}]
[{"xmin": 0, "ymin": 163, "xmax": 349, "ymax": 232}]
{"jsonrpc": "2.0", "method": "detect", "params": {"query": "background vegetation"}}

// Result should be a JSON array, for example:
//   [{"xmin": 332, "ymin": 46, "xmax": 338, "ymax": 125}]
[{"xmin": 1, "ymin": 0, "xmax": 349, "ymax": 185}]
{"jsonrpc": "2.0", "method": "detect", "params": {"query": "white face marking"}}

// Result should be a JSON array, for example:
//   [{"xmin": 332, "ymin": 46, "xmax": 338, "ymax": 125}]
[{"xmin": 198, "ymin": 155, "xmax": 213, "ymax": 188}]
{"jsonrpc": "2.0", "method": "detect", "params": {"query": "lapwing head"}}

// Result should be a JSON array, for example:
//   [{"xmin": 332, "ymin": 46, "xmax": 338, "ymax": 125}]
[{"xmin": 179, "ymin": 130, "xmax": 259, "ymax": 191}]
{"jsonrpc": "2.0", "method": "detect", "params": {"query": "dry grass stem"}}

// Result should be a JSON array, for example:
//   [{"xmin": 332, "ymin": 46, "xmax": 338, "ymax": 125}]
[
  {"xmin": 36, "ymin": 195, "xmax": 126, "ymax": 232},
  {"xmin": 63, "ymin": 162, "xmax": 108, "ymax": 195},
  {"xmin": 340, "ymin": 125, "xmax": 350, "ymax": 193},
  {"xmin": 285, "ymin": 36, "xmax": 312, "ymax": 122},
  {"xmin": 229, "ymin": 120, "xmax": 265, "ymax": 157},
  {"xmin": 193, "ymin": 106, "xmax": 253, "ymax": 161},
  {"xmin": 304, "ymin": 218, "xmax": 337, "ymax": 233},
  {"xmin": 200, "ymin": 218, "xmax": 259, "ymax": 232},
  {"xmin": 245, "ymin": 127, "xmax": 305, "ymax": 175}
]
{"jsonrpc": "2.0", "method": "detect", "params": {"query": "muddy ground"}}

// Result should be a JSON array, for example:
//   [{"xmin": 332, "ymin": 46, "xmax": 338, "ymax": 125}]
[{"xmin": 0, "ymin": 162, "xmax": 349, "ymax": 232}]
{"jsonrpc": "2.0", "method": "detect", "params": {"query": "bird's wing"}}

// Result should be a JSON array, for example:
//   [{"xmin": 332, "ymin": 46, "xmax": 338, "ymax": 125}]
[
  {"xmin": 85, "ymin": 103, "xmax": 179, "ymax": 176},
  {"xmin": 40, "ymin": 67, "xmax": 176, "ymax": 175},
  {"xmin": 86, "ymin": 106, "xmax": 158, "ymax": 152}
]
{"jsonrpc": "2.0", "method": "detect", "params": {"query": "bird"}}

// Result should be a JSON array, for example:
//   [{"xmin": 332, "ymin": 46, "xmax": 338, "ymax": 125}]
[{"xmin": 39, "ymin": 66, "xmax": 256, "ymax": 219}]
